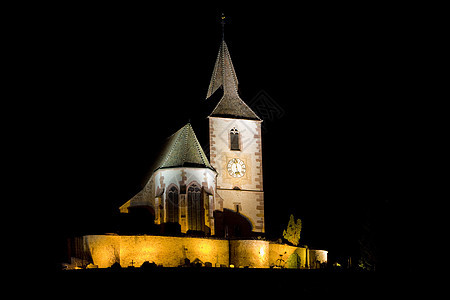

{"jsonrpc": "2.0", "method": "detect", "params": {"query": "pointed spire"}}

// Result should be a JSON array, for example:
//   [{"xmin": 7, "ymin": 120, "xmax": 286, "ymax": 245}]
[
  {"xmin": 206, "ymin": 40, "xmax": 239, "ymax": 100},
  {"xmin": 206, "ymin": 15, "xmax": 261, "ymax": 121}
]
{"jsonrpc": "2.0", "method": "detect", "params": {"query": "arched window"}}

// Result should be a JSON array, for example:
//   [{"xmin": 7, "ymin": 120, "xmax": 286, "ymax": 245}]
[
  {"xmin": 230, "ymin": 127, "xmax": 240, "ymax": 150},
  {"xmin": 187, "ymin": 184, "xmax": 203, "ymax": 231},
  {"xmin": 166, "ymin": 185, "xmax": 179, "ymax": 223}
]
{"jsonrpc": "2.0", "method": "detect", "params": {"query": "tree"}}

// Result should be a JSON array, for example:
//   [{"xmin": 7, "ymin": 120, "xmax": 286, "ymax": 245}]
[{"xmin": 283, "ymin": 214, "xmax": 302, "ymax": 246}]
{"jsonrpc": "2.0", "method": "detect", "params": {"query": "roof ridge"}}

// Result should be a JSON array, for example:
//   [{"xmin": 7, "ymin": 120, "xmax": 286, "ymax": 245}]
[
  {"xmin": 182, "ymin": 124, "xmax": 188, "ymax": 166},
  {"xmin": 159, "ymin": 127, "xmax": 181, "ymax": 169}
]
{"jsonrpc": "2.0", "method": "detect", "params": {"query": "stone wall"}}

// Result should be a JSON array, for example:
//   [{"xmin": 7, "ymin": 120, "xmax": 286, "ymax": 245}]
[
  {"xmin": 84, "ymin": 235, "xmax": 120, "ymax": 268},
  {"xmin": 269, "ymin": 242, "xmax": 307, "ymax": 269},
  {"xmin": 84, "ymin": 235, "xmax": 229, "ymax": 268},
  {"xmin": 119, "ymin": 235, "xmax": 229, "ymax": 268},
  {"xmin": 81, "ymin": 235, "xmax": 324, "ymax": 269},
  {"xmin": 309, "ymin": 249, "xmax": 328, "ymax": 269},
  {"xmin": 230, "ymin": 240, "xmax": 269, "ymax": 268}
]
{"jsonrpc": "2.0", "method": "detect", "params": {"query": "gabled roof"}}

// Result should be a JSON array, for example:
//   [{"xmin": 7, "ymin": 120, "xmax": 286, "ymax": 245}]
[
  {"xmin": 152, "ymin": 123, "xmax": 214, "ymax": 172},
  {"xmin": 206, "ymin": 41, "xmax": 261, "ymax": 121}
]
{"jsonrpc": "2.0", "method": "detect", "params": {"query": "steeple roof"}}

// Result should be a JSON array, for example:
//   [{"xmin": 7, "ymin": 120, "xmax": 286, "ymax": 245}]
[
  {"xmin": 152, "ymin": 123, "xmax": 214, "ymax": 172},
  {"xmin": 207, "ymin": 40, "xmax": 261, "ymax": 121}
]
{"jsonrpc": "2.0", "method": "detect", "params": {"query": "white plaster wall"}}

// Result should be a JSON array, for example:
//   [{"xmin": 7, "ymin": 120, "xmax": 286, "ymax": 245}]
[{"xmin": 154, "ymin": 168, "xmax": 216, "ymax": 193}]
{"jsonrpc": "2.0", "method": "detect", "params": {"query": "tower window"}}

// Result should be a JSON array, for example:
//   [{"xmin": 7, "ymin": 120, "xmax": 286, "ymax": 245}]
[{"xmin": 230, "ymin": 128, "xmax": 240, "ymax": 150}]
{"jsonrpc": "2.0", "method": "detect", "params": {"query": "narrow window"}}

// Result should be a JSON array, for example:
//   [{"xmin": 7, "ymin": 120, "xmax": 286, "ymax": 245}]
[
  {"xmin": 234, "ymin": 203, "xmax": 241, "ymax": 213},
  {"xmin": 230, "ymin": 128, "xmax": 240, "ymax": 150},
  {"xmin": 167, "ymin": 186, "xmax": 179, "ymax": 223},
  {"xmin": 187, "ymin": 184, "xmax": 203, "ymax": 231}
]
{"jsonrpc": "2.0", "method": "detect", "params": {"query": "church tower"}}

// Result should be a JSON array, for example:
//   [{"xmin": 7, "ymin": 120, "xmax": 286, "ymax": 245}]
[{"xmin": 206, "ymin": 36, "xmax": 264, "ymax": 236}]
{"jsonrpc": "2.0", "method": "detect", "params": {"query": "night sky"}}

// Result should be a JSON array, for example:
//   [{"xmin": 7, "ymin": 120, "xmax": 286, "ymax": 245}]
[{"xmin": 44, "ymin": 4, "xmax": 419, "ymax": 269}]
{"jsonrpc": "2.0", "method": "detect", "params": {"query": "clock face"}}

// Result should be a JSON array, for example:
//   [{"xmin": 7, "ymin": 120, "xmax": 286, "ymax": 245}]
[{"xmin": 227, "ymin": 158, "xmax": 246, "ymax": 178}]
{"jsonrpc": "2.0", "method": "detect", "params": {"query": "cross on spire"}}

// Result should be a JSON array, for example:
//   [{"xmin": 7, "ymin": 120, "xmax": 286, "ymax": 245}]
[{"xmin": 221, "ymin": 12, "xmax": 226, "ymax": 41}]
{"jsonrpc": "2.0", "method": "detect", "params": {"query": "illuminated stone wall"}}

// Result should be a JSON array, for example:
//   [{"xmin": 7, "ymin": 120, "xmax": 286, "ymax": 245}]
[
  {"xmin": 309, "ymin": 249, "xmax": 328, "ymax": 269},
  {"xmin": 230, "ymin": 240, "xmax": 269, "ymax": 268},
  {"xmin": 84, "ymin": 235, "xmax": 120, "ymax": 268},
  {"xmin": 119, "ymin": 235, "xmax": 229, "ymax": 268},
  {"xmin": 268, "ymin": 242, "xmax": 308, "ymax": 269},
  {"xmin": 82, "ymin": 235, "xmax": 325, "ymax": 269},
  {"xmin": 84, "ymin": 235, "xmax": 229, "ymax": 268}
]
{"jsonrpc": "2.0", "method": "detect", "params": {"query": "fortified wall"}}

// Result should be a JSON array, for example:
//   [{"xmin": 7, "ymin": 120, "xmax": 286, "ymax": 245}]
[{"xmin": 72, "ymin": 235, "xmax": 327, "ymax": 269}]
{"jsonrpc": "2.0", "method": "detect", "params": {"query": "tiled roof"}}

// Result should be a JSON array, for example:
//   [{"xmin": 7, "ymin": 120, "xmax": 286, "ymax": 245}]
[
  {"xmin": 210, "ymin": 94, "xmax": 261, "ymax": 121},
  {"xmin": 153, "ymin": 123, "xmax": 214, "ymax": 171}
]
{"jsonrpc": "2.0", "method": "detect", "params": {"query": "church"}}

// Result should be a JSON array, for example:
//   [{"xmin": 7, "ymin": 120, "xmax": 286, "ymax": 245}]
[
  {"xmin": 119, "ymin": 36, "xmax": 264, "ymax": 238},
  {"xmin": 69, "ymin": 27, "xmax": 327, "ymax": 269}
]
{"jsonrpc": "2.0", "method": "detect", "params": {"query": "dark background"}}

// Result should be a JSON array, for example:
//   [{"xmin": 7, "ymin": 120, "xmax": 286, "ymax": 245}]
[{"xmin": 36, "ymin": 3, "xmax": 421, "ymax": 271}]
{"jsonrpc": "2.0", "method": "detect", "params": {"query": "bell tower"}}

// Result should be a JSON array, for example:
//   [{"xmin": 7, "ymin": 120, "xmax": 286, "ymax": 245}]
[{"xmin": 206, "ymin": 27, "xmax": 264, "ymax": 235}]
